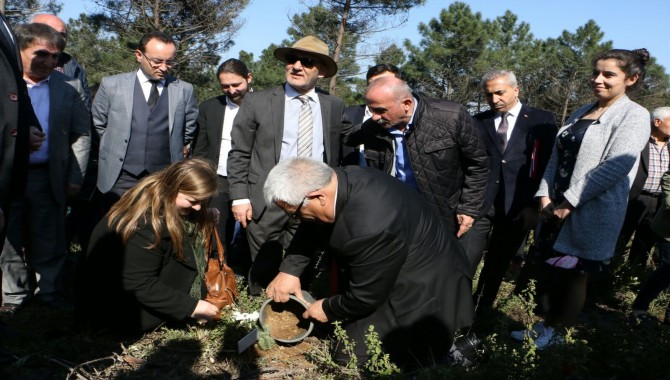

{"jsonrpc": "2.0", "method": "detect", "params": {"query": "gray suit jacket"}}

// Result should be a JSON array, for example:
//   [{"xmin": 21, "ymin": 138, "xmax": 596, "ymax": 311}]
[
  {"xmin": 45, "ymin": 71, "xmax": 91, "ymax": 205},
  {"xmin": 227, "ymin": 84, "xmax": 349, "ymax": 219},
  {"xmin": 536, "ymin": 95, "xmax": 650, "ymax": 260},
  {"xmin": 92, "ymin": 71, "xmax": 198, "ymax": 193}
]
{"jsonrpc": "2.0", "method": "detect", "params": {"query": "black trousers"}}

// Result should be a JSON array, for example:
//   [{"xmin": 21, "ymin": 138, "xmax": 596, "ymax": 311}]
[
  {"xmin": 466, "ymin": 204, "xmax": 530, "ymax": 310},
  {"xmin": 619, "ymin": 192, "xmax": 662, "ymax": 264}
]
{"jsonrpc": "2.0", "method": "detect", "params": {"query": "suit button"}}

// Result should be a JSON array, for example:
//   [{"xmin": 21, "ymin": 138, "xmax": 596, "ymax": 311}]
[
  {"xmin": 124, "ymin": 139, "xmax": 128, "ymax": 143},
  {"xmin": 501, "ymin": 159, "xmax": 507, "ymax": 164},
  {"xmin": 495, "ymin": 180, "xmax": 500, "ymax": 184},
  {"xmin": 119, "ymin": 158, "xmax": 123, "ymax": 162}
]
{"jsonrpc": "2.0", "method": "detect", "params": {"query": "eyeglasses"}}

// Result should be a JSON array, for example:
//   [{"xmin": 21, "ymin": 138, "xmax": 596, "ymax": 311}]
[
  {"xmin": 141, "ymin": 51, "xmax": 176, "ymax": 68},
  {"xmin": 286, "ymin": 196, "xmax": 308, "ymax": 220},
  {"xmin": 285, "ymin": 53, "xmax": 317, "ymax": 68}
]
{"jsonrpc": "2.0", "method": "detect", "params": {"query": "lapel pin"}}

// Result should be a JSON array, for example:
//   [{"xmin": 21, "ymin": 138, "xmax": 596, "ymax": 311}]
[{"xmin": 9, "ymin": 93, "xmax": 18, "ymax": 101}]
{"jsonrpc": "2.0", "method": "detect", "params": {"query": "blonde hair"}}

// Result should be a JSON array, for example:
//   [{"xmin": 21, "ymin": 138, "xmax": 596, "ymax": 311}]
[{"xmin": 107, "ymin": 159, "xmax": 218, "ymax": 260}]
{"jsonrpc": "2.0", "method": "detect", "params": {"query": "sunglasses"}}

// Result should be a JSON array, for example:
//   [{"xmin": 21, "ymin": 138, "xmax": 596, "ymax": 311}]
[{"xmin": 285, "ymin": 53, "xmax": 317, "ymax": 68}]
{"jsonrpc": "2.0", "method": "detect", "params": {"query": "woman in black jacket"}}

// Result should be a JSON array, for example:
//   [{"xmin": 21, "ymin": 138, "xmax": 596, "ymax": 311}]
[{"xmin": 80, "ymin": 159, "xmax": 220, "ymax": 333}]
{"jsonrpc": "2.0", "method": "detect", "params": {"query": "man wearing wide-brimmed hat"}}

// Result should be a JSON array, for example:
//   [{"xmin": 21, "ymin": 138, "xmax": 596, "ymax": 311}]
[{"xmin": 227, "ymin": 35, "xmax": 351, "ymax": 295}]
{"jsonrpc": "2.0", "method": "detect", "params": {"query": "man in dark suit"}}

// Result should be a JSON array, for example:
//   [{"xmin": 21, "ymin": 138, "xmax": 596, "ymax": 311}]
[
  {"xmin": 468, "ymin": 70, "xmax": 557, "ymax": 310},
  {"xmin": 264, "ymin": 157, "xmax": 474, "ymax": 367},
  {"xmin": 93, "ymin": 31, "xmax": 198, "ymax": 210},
  {"xmin": 618, "ymin": 107, "xmax": 670, "ymax": 265},
  {"xmin": 341, "ymin": 63, "xmax": 401, "ymax": 166},
  {"xmin": 193, "ymin": 58, "xmax": 252, "ymax": 270},
  {"xmin": 227, "ymin": 36, "xmax": 351, "ymax": 294},
  {"xmin": 0, "ymin": 23, "xmax": 90, "ymax": 312},
  {"xmin": 0, "ymin": 12, "xmax": 43, "ymax": 232}
]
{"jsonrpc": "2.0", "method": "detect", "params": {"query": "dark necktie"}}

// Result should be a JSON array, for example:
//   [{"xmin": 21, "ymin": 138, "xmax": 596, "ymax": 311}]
[
  {"xmin": 497, "ymin": 112, "xmax": 509, "ymax": 151},
  {"xmin": 147, "ymin": 80, "xmax": 160, "ymax": 110}
]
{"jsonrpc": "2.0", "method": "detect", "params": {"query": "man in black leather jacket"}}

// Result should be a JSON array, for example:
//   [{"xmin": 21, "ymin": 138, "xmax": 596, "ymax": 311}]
[{"xmin": 346, "ymin": 76, "xmax": 489, "ymax": 238}]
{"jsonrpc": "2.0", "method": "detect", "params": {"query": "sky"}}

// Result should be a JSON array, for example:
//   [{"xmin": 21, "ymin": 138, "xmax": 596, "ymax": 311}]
[{"xmin": 58, "ymin": 0, "xmax": 670, "ymax": 71}]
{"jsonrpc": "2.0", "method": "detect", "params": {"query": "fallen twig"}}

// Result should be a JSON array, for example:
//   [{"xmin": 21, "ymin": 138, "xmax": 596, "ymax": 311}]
[{"xmin": 66, "ymin": 355, "xmax": 116, "ymax": 380}]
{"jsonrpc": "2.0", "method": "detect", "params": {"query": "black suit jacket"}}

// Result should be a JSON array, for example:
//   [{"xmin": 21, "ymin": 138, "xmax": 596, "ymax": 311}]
[
  {"xmin": 474, "ymin": 104, "xmax": 557, "ymax": 217},
  {"xmin": 629, "ymin": 142, "xmax": 650, "ymax": 200},
  {"xmin": 280, "ymin": 166, "xmax": 474, "ymax": 349},
  {"xmin": 193, "ymin": 95, "xmax": 227, "ymax": 164},
  {"xmin": 0, "ymin": 13, "xmax": 40, "ymax": 208},
  {"xmin": 83, "ymin": 217, "xmax": 200, "ymax": 332},
  {"xmin": 340, "ymin": 104, "xmax": 365, "ymax": 166}
]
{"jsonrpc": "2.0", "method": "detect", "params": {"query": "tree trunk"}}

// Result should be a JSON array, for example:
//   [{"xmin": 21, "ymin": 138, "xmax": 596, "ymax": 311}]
[
  {"xmin": 560, "ymin": 71, "xmax": 578, "ymax": 124},
  {"xmin": 329, "ymin": 0, "xmax": 350, "ymax": 95}
]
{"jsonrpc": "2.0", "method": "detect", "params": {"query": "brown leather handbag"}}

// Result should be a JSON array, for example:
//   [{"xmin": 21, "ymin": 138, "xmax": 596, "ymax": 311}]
[{"xmin": 204, "ymin": 229, "xmax": 238, "ymax": 318}]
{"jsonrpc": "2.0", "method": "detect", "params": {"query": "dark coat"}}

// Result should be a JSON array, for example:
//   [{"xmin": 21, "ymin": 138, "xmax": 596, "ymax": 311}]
[
  {"xmin": 345, "ymin": 94, "xmax": 489, "ymax": 231},
  {"xmin": 280, "ymin": 166, "xmax": 474, "ymax": 362},
  {"xmin": 193, "ymin": 95, "xmax": 227, "ymax": 164},
  {"xmin": 340, "ymin": 104, "xmax": 366, "ymax": 166},
  {"xmin": 629, "ymin": 142, "xmax": 650, "ymax": 200},
  {"xmin": 82, "ymin": 217, "xmax": 200, "ymax": 332},
  {"xmin": 0, "ymin": 13, "xmax": 40, "ymax": 208},
  {"xmin": 474, "ymin": 104, "xmax": 557, "ymax": 217}
]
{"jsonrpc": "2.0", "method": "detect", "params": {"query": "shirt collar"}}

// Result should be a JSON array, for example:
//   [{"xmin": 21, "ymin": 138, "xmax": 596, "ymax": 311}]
[
  {"xmin": 500, "ymin": 101, "xmax": 522, "ymax": 118},
  {"xmin": 25, "ymin": 76, "xmax": 50, "ymax": 87},
  {"xmin": 405, "ymin": 96, "xmax": 419, "ymax": 130},
  {"xmin": 285, "ymin": 83, "xmax": 317, "ymax": 101},
  {"xmin": 225, "ymin": 96, "xmax": 239, "ymax": 109},
  {"xmin": 137, "ymin": 69, "xmax": 165, "ymax": 85}
]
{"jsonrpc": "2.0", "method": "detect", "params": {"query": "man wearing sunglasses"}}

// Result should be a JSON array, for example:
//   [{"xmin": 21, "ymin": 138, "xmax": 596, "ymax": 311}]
[
  {"xmin": 227, "ymin": 35, "xmax": 351, "ymax": 295},
  {"xmin": 93, "ymin": 31, "xmax": 198, "ymax": 212}
]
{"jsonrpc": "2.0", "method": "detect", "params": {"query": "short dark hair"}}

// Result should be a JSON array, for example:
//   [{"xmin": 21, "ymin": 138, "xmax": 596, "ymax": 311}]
[
  {"xmin": 16, "ymin": 23, "xmax": 65, "ymax": 51},
  {"xmin": 593, "ymin": 48, "xmax": 650, "ymax": 84},
  {"xmin": 366, "ymin": 63, "xmax": 402, "ymax": 82},
  {"xmin": 138, "ymin": 31, "xmax": 175, "ymax": 53},
  {"xmin": 216, "ymin": 58, "xmax": 250, "ymax": 78}
]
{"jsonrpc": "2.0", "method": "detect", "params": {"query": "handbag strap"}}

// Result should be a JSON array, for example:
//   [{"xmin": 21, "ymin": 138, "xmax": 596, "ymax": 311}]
[{"xmin": 212, "ymin": 229, "xmax": 226, "ymax": 269}]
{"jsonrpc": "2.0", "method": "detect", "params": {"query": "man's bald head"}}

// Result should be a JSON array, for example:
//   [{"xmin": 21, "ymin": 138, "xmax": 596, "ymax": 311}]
[
  {"xmin": 31, "ymin": 14, "xmax": 67, "ymax": 45},
  {"xmin": 365, "ymin": 76, "xmax": 414, "ymax": 130}
]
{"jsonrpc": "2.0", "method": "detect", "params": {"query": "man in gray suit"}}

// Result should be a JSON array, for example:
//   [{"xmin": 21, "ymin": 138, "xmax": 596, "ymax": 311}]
[
  {"xmin": 93, "ymin": 31, "xmax": 197, "ymax": 209},
  {"xmin": 0, "ymin": 23, "xmax": 90, "ymax": 312},
  {"xmin": 227, "ymin": 36, "xmax": 351, "ymax": 294}
]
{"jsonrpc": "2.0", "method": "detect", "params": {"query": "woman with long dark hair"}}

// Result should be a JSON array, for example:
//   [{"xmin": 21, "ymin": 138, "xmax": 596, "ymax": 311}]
[{"xmin": 511, "ymin": 49, "xmax": 651, "ymax": 348}]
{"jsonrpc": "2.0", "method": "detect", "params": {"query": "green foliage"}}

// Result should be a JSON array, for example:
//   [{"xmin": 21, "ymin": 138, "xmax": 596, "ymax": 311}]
[
  {"xmin": 364, "ymin": 325, "xmax": 399, "ymax": 376},
  {"xmin": 238, "ymin": 46, "xmax": 286, "ymax": 92},
  {"xmin": 256, "ymin": 327, "xmax": 276, "ymax": 351},
  {"xmin": 4, "ymin": 0, "xmax": 62, "ymax": 23},
  {"xmin": 333, "ymin": 320, "xmax": 358, "ymax": 372},
  {"xmin": 403, "ymin": 2, "xmax": 488, "ymax": 103}
]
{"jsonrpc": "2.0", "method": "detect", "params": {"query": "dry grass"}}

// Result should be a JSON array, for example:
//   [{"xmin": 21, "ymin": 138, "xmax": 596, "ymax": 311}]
[{"xmin": 1, "ymin": 246, "xmax": 670, "ymax": 379}]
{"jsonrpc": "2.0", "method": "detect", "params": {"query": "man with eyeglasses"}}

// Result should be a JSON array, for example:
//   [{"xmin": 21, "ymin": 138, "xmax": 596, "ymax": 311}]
[
  {"xmin": 93, "ymin": 31, "xmax": 198, "ymax": 212},
  {"xmin": 227, "ymin": 35, "xmax": 351, "ymax": 295}
]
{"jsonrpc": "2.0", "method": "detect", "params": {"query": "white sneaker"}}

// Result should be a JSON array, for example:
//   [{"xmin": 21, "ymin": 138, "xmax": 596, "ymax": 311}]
[
  {"xmin": 533, "ymin": 326, "xmax": 563, "ymax": 350},
  {"xmin": 510, "ymin": 321, "xmax": 545, "ymax": 341}
]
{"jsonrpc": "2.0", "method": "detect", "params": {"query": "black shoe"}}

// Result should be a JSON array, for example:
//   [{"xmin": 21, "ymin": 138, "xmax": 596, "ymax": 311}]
[{"xmin": 452, "ymin": 332, "xmax": 481, "ymax": 364}]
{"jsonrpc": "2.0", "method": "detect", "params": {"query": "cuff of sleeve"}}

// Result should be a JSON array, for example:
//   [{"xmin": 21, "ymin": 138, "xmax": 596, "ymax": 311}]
[
  {"xmin": 321, "ymin": 297, "xmax": 336, "ymax": 321},
  {"xmin": 232, "ymin": 199, "xmax": 251, "ymax": 206}
]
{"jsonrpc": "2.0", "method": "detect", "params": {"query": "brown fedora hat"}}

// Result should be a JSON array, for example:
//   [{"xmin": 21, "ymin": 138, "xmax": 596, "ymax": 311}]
[{"xmin": 274, "ymin": 36, "xmax": 338, "ymax": 78}]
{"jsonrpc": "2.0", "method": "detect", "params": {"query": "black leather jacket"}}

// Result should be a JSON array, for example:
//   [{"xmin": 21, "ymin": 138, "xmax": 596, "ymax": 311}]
[{"xmin": 346, "ymin": 94, "xmax": 489, "ymax": 230}]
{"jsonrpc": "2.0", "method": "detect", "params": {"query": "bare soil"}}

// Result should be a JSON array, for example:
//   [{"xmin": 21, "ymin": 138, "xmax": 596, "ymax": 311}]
[{"xmin": 263, "ymin": 300, "xmax": 311, "ymax": 341}]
